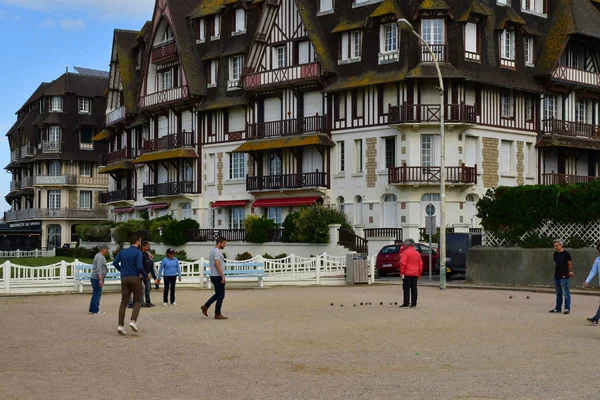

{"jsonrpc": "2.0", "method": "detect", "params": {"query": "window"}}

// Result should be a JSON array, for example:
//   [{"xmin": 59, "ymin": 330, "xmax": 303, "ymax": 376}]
[
  {"xmin": 80, "ymin": 162, "xmax": 92, "ymax": 177},
  {"xmin": 500, "ymin": 140, "xmax": 512, "ymax": 174},
  {"xmin": 184, "ymin": 161, "xmax": 194, "ymax": 182},
  {"xmin": 230, "ymin": 207, "xmax": 245, "ymax": 229},
  {"xmin": 79, "ymin": 191, "xmax": 92, "ymax": 209},
  {"xmin": 500, "ymin": 89, "xmax": 514, "ymax": 118},
  {"xmin": 336, "ymin": 92, "xmax": 346, "ymax": 120},
  {"xmin": 337, "ymin": 141, "xmax": 345, "ymax": 173},
  {"xmin": 80, "ymin": 127, "xmax": 93, "ymax": 150},
  {"xmin": 544, "ymin": 95, "xmax": 557, "ymax": 120},
  {"xmin": 48, "ymin": 190, "xmax": 61, "ymax": 209},
  {"xmin": 355, "ymin": 139, "xmax": 363, "ymax": 173},
  {"xmin": 274, "ymin": 46, "xmax": 286, "ymax": 69},
  {"xmin": 525, "ymin": 37, "xmax": 534, "ymax": 66},
  {"xmin": 197, "ymin": 18, "xmax": 205, "ymax": 42},
  {"xmin": 267, "ymin": 207, "xmax": 282, "ymax": 226},
  {"xmin": 207, "ymin": 153, "xmax": 215, "ymax": 182},
  {"xmin": 576, "ymin": 100, "xmax": 588, "ymax": 124},
  {"xmin": 234, "ymin": 8, "xmax": 246, "ymax": 33},
  {"xmin": 49, "ymin": 126, "xmax": 61, "ymax": 142},
  {"xmin": 161, "ymin": 26, "xmax": 173, "ymax": 42},
  {"xmin": 352, "ymin": 89, "xmax": 364, "ymax": 119},
  {"xmin": 48, "ymin": 160, "xmax": 61, "ymax": 176},
  {"xmin": 337, "ymin": 196, "xmax": 345, "ymax": 214},
  {"xmin": 525, "ymin": 143, "xmax": 532, "ymax": 176},
  {"xmin": 229, "ymin": 152, "xmax": 246, "ymax": 180},
  {"xmin": 158, "ymin": 69, "xmax": 173, "ymax": 91},
  {"xmin": 351, "ymin": 30, "xmax": 362, "ymax": 59},
  {"xmin": 47, "ymin": 224, "xmax": 62, "ymax": 249},
  {"xmin": 464, "ymin": 22, "xmax": 479, "ymax": 61},
  {"xmin": 50, "ymin": 96, "xmax": 62, "ymax": 112},
  {"xmin": 319, "ymin": 0, "xmax": 333, "ymax": 13},
  {"xmin": 421, "ymin": 135, "xmax": 441, "ymax": 167},
  {"xmin": 381, "ymin": 23, "xmax": 398, "ymax": 53},
  {"xmin": 384, "ymin": 137, "xmax": 396, "ymax": 168},
  {"xmin": 268, "ymin": 152, "xmax": 281, "ymax": 175},
  {"xmin": 78, "ymin": 98, "xmax": 91, "ymax": 114},
  {"xmin": 497, "ymin": 0, "xmax": 508, "ymax": 4},
  {"xmin": 522, "ymin": 0, "xmax": 546, "ymax": 14},
  {"xmin": 421, "ymin": 19, "xmax": 444, "ymax": 45},
  {"xmin": 525, "ymin": 94, "xmax": 534, "ymax": 121},
  {"xmin": 207, "ymin": 60, "xmax": 218, "ymax": 87},
  {"xmin": 229, "ymin": 55, "xmax": 243, "ymax": 82},
  {"xmin": 500, "ymin": 30, "xmax": 515, "ymax": 65},
  {"xmin": 212, "ymin": 14, "xmax": 220, "ymax": 39},
  {"xmin": 181, "ymin": 203, "xmax": 192, "ymax": 219}
]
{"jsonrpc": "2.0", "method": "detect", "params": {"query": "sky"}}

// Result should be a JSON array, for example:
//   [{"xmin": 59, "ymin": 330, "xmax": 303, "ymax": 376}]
[{"xmin": 0, "ymin": 0, "xmax": 155, "ymax": 212}]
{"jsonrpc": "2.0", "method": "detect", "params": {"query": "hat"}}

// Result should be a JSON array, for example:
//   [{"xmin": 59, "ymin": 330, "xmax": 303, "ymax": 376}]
[{"xmin": 167, "ymin": 248, "xmax": 175, "ymax": 254}]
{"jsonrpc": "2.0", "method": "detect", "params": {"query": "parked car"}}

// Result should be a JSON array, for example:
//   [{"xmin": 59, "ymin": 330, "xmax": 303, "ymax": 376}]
[
  {"xmin": 375, "ymin": 243, "xmax": 439, "ymax": 277},
  {"xmin": 436, "ymin": 232, "xmax": 482, "ymax": 277}
]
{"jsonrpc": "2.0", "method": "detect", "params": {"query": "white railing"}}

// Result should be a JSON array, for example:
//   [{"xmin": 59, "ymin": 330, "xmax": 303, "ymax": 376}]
[
  {"xmin": 106, "ymin": 106, "xmax": 126, "ymax": 126},
  {"xmin": 0, "ymin": 253, "xmax": 376, "ymax": 294},
  {"xmin": 500, "ymin": 58, "xmax": 515, "ymax": 69},
  {"xmin": 138, "ymin": 85, "xmax": 189, "ymax": 109},
  {"xmin": 34, "ymin": 175, "xmax": 77, "ymax": 185},
  {"xmin": 0, "ymin": 249, "xmax": 55, "ymax": 258},
  {"xmin": 42, "ymin": 141, "xmax": 61, "ymax": 153},
  {"xmin": 552, "ymin": 66, "xmax": 600, "ymax": 87}
]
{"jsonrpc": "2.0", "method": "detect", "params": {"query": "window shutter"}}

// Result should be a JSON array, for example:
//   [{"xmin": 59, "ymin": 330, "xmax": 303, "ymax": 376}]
[
  {"xmin": 465, "ymin": 23, "xmax": 477, "ymax": 53},
  {"xmin": 341, "ymin": 33, "xmax": 349, "ymax": 60}
]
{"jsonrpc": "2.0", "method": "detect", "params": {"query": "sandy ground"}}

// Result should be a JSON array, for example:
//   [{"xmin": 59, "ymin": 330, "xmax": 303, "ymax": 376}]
[{"xmin": 1, "ymin": 284, "xmax": 599, "ymax": 400}]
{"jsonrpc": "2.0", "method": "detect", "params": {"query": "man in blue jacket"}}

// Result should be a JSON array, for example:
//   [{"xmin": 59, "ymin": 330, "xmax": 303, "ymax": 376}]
[
  {"xmin": 113, "ymin": 233, "xmax": 148, "ymax": 335},
  {"xmin": 584, "ymin": 243, "xmax": 600, "ymax": 325}
]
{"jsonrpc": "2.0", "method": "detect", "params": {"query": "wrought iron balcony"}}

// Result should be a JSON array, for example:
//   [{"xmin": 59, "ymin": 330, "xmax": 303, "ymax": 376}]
[
  {"xmin": 419, "ymin": 44, "xmax": 448, "ymax": 62},
  {"xmin": 152, "ymin": 39, "xmax": 178, "ymax": 64},
  {"xmin": 34, "ymin": 175, "xmax": 77, "ymax": 186},
  {"xmin": 542, "ymin": 118, "xmax": 600, "ymax": 139},
  {"xmin": 143, "ymin": 181, "xmax": 195, "ymax": 197},
  {"xmin": 105, "ymin": 147, "xmax": 134, "ymax": 163},
  {"xmin": 552, "ymin": 65, "xmax": 600, "ymax": 88},
  {"xmin": 142, "ymin": 132, "xmax": 194, "ymax": 153},
  {"xmin": 388, "ymin": 163, "xmax": 477, "ymax": 185},
  {"xmin": 9, "ymin": 181, "xmax": 20, "ymax": 191},
  {"xmin": 244, "ymin": 62, "xmax": 322, "ymax": 90},
  {"xmin": 99, "ymin": 189, "xmax": 136, "ymax": 204},
  {"xmin": 10, "ymin": 149, "xmax": 20, "ymax": 162},
  {"xmin": 42, "ymin": 141, "xmax": 61, "ymax": 153},
  {"xmin": 247, "ymin": 115, "xmax": 327, "ymax": 140},
  {"xmin": 185, "ymin": 229, "xmax": 247, "ymax": 242},
  {"xmin": 388, "ymin": 104, "xmax": 476, "ymax": 124},
  {"xmin": 246, "ymin": 172, "xmax": 327, "ymax": 191},
  {"xmin": 20, "ymin": 177, "xmax": 33, "ymax": 189},
  {"xmin": 4, "ymin": 208, "xmax": 108, "ymax": 221},
  {"xmin": 106, "ymin": 106, "xmax": 126, "ymax": 126},
  {"xmin": 138, "ymin": 85, "xmax": 189, "ymax": 109},
  {"xmin": 542, "ymin": 173, "xmax": 600, "ymax": 185},
  {"xmin": 20, "ymin": 145, "xmax": 35, "ymax": 158}
]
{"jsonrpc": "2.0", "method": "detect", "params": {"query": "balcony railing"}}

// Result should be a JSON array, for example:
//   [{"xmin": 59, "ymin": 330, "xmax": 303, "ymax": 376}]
[
  {"xmin": 465, "ymin": 51, "xmax": 480, "ymax": 62},
  {"xmin": 20, "ymin": 145, "xmax": 35, "ymax": 158},
  {"xmin": 246, "ymin": 172, "xmax": 327, "ymax": 191},
  {"xmin": 420, "ymin": 44, "xmax": 448, "ymax": 62},
  {"xmin": 4, "ymin": 208, "xmax": 108, "ymax": 222},
  {"xmin": 552, "ymin": 65, "xmax": 600, "ymax": 87},
  {"xmin": 42, "ymin": 141, "xmax": 61, "ymax": 153},
  {"xmin": 20, "ymin": 177, "xmax": 33, "ymax": 189},
  {"xmin": 142, "ymin": 131, "xmax": 194, "ymax": 153},
  {"xmin": 138, "ymin": 85, "xmax": 189, "ymax": 109},
  {"xmin": 500, "ymin": 58, "xmax": 516, "ymax": 69},
  {"xmin": 388, "ymin": 163, "xmax": 477, "ymax": 185},
  {"xmin": 363, "ymin": 228, "xmax": 403, "ymax": 241},
  {"xmin": 10, "ymin": 181, "xmax": 20, "ymax": 191},
  {"xmin": 143, "ymin": 181, "xmax": 195, "ymax": 197},
  {"xmin": 106, "ymin": 147, "xmax": 134, "ymax": 163},
  {"xmin": 10, "ymin": 149, "xmax": 20, "ymax": 162},
  {"xmin": 542, "ymin": 173, "xmax": 600, "ymax": 185},
  {"xmin": 247, "ymin": 115, "xmax": 327, "ymax": 140},
  {"xmin": 185, "ymin": 229, "xmax": 247, "ymax": 242},
  {"xmin": 34, "ymin": 175, "xmax": 77, "ymax": 186},
  {"xmin": 542, "ymin": 118, "xmax": 600, "ymax": 139},
  {"xmin": 99, "ymin": 189, "xmax": 136, "ymax": 204},
  {"xmin": 388, "ymin": 104, "xmax": 476, "ymax": 124},
  {"xmin": 244, "ymin": 62, "xmax": 322, "ymax": 90},
  {"xmin": 106, "ymin": 106, "xmax": 126, "ymax": 126},
  {"xmin": 152, "ymin": 39, "xmax": 178, "ymax": 64}
]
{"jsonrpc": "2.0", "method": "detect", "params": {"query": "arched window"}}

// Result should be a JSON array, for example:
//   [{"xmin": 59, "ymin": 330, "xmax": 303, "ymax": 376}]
[
  {"xmin": 383, "ymin": 194, "xmax": 397, "ymax": 202},
  {"xmin": 337, "ymin": 196, "xmax": 345, "ymax": 214},
  {"xmin": 47, "ymin": 225, "xmax": 62, "ymax": 250},
  {"xmin": 466, "ymin": 194, "xmax": 476, "ymax": 203}
]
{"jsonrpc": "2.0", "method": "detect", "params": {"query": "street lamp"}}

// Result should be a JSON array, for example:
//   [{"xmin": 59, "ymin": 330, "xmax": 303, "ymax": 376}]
[{"xmin": 397, "ymin": 18, "xmax": 447, "ymax": 290}]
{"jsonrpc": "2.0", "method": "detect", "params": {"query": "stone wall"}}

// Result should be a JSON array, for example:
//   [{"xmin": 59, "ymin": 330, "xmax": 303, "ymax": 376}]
[
  {"xmin": 217, "ymin": 152, "xmax": 224, "ymax": 195},
  {"xmin": 516, "ymin": 141, "xmax": 524, "ymax": 185},
  {"xmin": 365, "ymin": 137, "xmax": 377, "ymax": 188},
  {"xmin": 481, "ymin": 137, "xmax": 499, "ymax": 188}
]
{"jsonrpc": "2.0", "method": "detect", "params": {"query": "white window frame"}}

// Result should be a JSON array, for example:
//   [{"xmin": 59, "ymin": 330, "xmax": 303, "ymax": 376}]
[
  {"xmin": 525, "ymin": 36, "xmax": 534, "ymax": 66},
  {"xmin": 576, "ymin": 100, "xmax": 588, "ymax": 124},
  {"xmin": 230, "ymin": 207, "xmax": 245, "ymax": 230},
  {"xmin": 319, "ymin": 0, "xmax": 334, "ymax": 13},
  {"xmin": 384, "ymin": 136, "xmax": 396, "ymax": 169},
  {"xmin": 49, "ymin": 126, "xmax": 61, "ymax": 142},
  {"xmin": 234, "ymin": 8, "xmax": 246, "ymax": 34},
  {"xmin": 197, "ymin": 18, "xmax": 206, "ymax": 43},
  {"xmin": 464, "ymin": 22, "xmax": 479, "ymax": 61},
  {"xmin": 48, "ymin": 160, "xmax": 61, "ymax": 176},
  {"xmin": 50, "ymin": 96, "xmax": 62, "ymax": 112},
  {"xmin": 48, "ymin": 190, "xmax": 61, "ymax": 209},
  {"xmin": 211, "ymin": 14, "xmax": 221, "ymax": 40},
  {"xmin": 351, "ymin": 30, "xmax": 362, "ymax": 59},
  {"xmin": 421, "ymin": 19, "xmax": 444, "ymax": 45},
  {"xmin": 268, "ymin": 152, "xmax": 282, "ymax": 176},
  {"xmin": 500, "ymin": 89, "xmax": 514, "ymax": 118},
  {"xmin": 381, "ymin": 23, "xmax": 398, "ymax": 53},
  {"xmin": 78, "ymin": 98, "xmax": 91, "ymax": 114},
  {"xmin": 544, "ymin": 95, "xmax": 557, "ymax": 120},
  {"xmin": 229, "ymin": 152, "xmax": 246, "ymax": 180},
  {"xmin": 208, "ymin": 60, "xmax": 218, "ymax": 87},
  {"xmin": 229, "ymin": 55, "xmax": 243, "ymax": 84},
  {"xmin": 501, "ymin": 30, "xmax": 515, "ymax": 61},
  {"xmin": 497, "ymin": 0, "xmax": 508, "ymax": 5},
  {"xmin": 267, "ymin": 207, "xmax": 283, "ymax": 226},
  {"xmin": 80, "ymin": 162, "xmax": 92, "ymax": 177},
  {"xmin": 274, "ymin": 46, "xmax": 286, "ymax": 69},
  {"xmin": 79, "ymin": 190, "xmax": 92, "ymax": 209},
  {"xmin": 500, "ymin": 140, "xmax": 513, "ymax": 174},
  {"xmin": 355, "ymin": 139, "xmax": 363, "ymax": 173},
  {"xmin": 337, "ymin": 141, "xmax": 345, "ymax": 174},
  {"xmin": 158, "ymin": 69, "xmax": 173, "ymax": 91}
]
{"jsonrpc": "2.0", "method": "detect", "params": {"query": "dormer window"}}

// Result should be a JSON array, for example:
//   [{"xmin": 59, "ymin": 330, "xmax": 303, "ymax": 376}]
[
  {"xmin": 196, "ymin": 18, "xmax": 206, "ymax": 43},
  {"xmin": 50, "ymin": 96, "xmax": 62, "ymax": 112},
  {"xmin": 273, "ymin": 46, "xmax": 287, "ymax": 69},
  {"xmin": 211, "ymin": 15, "xmax": 221, "ymax": 40},
  {"xmin": 500, "ymin": 29, "xmax": 515, "ymax": 69},
  {"xmin": 207, "ymin": 60, "xmax": 218, "ymax": 87},
  {"xmin": 339, "ymin": 30, "xmax": 362, "ymax": 64},
  {"xmin": 464, "ymin": 22, "xmax": 480, "ymax": 62},
  {"xmin": 497, "ymin": 0, "xmax": 508, "ymax": 5},
  {"xmin": 318, "ymin": 0, "xmax": 333, "ymax": 13},
  {"xmin": 521, "ymin": 0, "xmax": 546, "ymax": 15},
  {"xmin": 379, "ymin": 23, "xmax": 399, "ymax": 64},
  {"xmin": 161, "ymin": 26, "xmax": 173, "ymax": 43},
  {"xmin": 158, "ymin": 67, "xmax": 177, "ymax": 91},
  {"xmin": 78, "ymin": 98, "xmax": 91, "ymax": 114},
  {"xmin": 421, "ymin": 19, "xmax": 445, "ymax": 62},
  {"xmin": 233, "ymin": 9, "xmax": 246, "ymax": 34},
  {"xmin": 524, "ymin": 36, "xmax": 534, "ymax": 67},
  {"xmin": 228, "ymin": 55, "xmax": 244, "ymax": 90}
]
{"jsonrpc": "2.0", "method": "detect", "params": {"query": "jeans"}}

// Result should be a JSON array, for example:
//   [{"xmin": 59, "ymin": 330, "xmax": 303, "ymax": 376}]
[
  {"xmin": 554, "ymin": 277, "xmax": 571, "ymax": 311},
  {"xmin": 205, "ymin": 276, "xmax": 226, "ymax": 315},
  {"xmin": 144, "ymin": 279, "xmax": 152, "ymax": 304},
  {"xmin": 594, "ymin": 303, "xmax": 600, "ymax": 321},
  {"xmin": 119, "ymin": 276, "xmax": 143, "ymax": 326},
  {"xmin": 89, "ymin": 278, "xmax": 103, "ymax": 313},
  {"xmin": 402, "ymin": 276, "xmax": 418, "ymax": 306},
  {"xmin": 163, "ymin": 276, "xmax": 177, "ymax": 304}
]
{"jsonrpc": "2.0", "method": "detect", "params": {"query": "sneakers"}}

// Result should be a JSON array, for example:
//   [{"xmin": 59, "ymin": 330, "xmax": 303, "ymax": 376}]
[
  {"xmin": 93, "ymin": 310, "xmax": 106, "ymax": 315},
  {"xmin": 148, "ymin": 303, "xmax": 155, "ymax": 307},
  {"xmin": 564, "ymin": 309, "xmax": 570, "ymax": 315},
  {"xmin": 399, "ymin": 304, "xmax": 410, "ymax": 308},
  {"xmin": 171, "ymin": 302, "xmax": 178, "ymax": 306},
  {"xmin": 141, "ymin": 303, "xmax": 151, "ymax": 308},
  {"xmin": 549, "ymin": 309, "xmax": 560, "ymax": 313},
  {"xmin": 117, "ymin": 326, "xmax": 127, "ymax": 335},
  {"xmin": 587, "ymin": 317, "xmax": 598, "ymax": 326},
  {"xmin": 129, "ymin": 321, "xmax": 138, "ymax": 332},
  {"xmin": 201, "ymin": 305, "xmax": 208, "ymax": 317},
  {"xmin": 215, "ymin": 314, "xmax": 228, "ymax": 320},
  {"xmin": 409, "ymin": 305, "xmax": 417, "ymax": 308},
  {"xmin": 163, "ymin": 302, "xmax": 168, "ymax": 307}
]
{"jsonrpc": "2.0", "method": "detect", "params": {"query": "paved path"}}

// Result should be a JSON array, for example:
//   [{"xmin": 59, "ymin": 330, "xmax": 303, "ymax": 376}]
[{"xmin": 1, "ymin": 285, "xmax": 599, "ymax": 399}]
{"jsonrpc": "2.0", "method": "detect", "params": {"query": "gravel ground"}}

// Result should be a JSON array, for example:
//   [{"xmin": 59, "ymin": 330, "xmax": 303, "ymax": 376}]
[{"xmin": 1, "ymin": 285, "xmax": 599, "ymax": 400}]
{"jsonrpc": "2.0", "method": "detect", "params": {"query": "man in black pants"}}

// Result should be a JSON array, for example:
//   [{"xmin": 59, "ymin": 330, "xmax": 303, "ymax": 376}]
[
  {"xmin": 141, "ymin": 241, "xmax": 156, "ymax": 307},
  {"xmin": 399, "ymin": 239, "xmax": 423, "ymax": 308},
  {"xmin": 201, "ymin": 237, "xmax": 227, "ymax": 319}
]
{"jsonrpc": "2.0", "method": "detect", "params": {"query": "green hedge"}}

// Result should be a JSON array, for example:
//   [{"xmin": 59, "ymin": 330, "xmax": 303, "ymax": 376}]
[
  {"xmin": 76, "ymin": 224, "xmax": 112, "ymax": 242},
  {"xmin": 244, "ymin": 215, "xmax": 277, "ymax": 243},
  {"xmin": 282, "ymin": 205, "xmax": 352, "ymax": 244}
]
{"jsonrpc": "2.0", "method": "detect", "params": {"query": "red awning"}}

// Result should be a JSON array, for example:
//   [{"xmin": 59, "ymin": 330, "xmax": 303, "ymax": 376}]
[
  {"xmin": 252, "ymin": 197, "xmax": 321, "ymax": 208},
  {"xmin": 149, "ymin": 203, "xmax": 169, "ymax": 210},
  {"xmin": 113, "ymin": 207, "xmax": 133, "ymax": 214},
  {"xmin": 211, "ymin": 200, "xmax": 248, "ymax": 208}
]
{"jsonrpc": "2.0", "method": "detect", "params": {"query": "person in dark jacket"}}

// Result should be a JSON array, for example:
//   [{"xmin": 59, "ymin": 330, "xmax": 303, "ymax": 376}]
[{"xmin": 141, "ymin": 241, "xmax": 156, "ymax": 307}]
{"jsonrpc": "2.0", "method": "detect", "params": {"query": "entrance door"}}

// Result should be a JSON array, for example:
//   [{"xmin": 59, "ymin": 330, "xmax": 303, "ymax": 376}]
[{"xmin": 383, "ymin": 194, "xmax": 397, "ymax": 228}]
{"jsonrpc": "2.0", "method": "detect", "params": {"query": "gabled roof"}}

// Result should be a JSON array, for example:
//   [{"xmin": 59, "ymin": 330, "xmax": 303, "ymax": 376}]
[
  {"xmin": 369, "ymin": 0, "xmax": 404, "ymax": 18},
  {"xmin": 113, "ymin": 29, "xmax": 140, "ymax": 113},
  {"xmin": 19, "ymin": 83, "xmax": 49, "ymax": 112},
  {"xmin": 188, "ymin": 0, "xmax": 225, "ymax": 19},
  {"xmin": 456, "ymin": 0, "xmax": 491, "ymax": 22},
  {"xmin": 494, "ymin": 6, "xmax": 526, "ymax": 30},
  {"xmin": 295, "ymin": 0, "xmax": 337, "ymax": 74},
  {"xmin": 418, "ymin": 0, "xmax": 450, "ymax": 11},
  {"xmin": 43, "ymin": 73, "xmax": 109, "ymax": 97},
  {"xmin": 325, "ymin": 68, "xmax": 408, "ymax": 92},
  {"xmin": 331, "ymin": 19, "xmax": 367, "ymax": 34}
]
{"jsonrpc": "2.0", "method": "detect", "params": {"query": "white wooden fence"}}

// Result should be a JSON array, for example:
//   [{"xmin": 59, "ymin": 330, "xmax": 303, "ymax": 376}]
[
  {"xmin": 0, "ymin": 249, "xmax": 56, "ymax": 258},
  {"xmin": 0, "ymin": 253, "xmax": 376, "ymax": 294}
]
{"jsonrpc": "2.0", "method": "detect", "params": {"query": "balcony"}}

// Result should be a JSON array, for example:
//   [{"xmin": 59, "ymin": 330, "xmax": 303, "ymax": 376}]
[
  {"xmin": 106, "ymin": 106, "xmax": 126, "ymax": 126},
  {"xmin": 185, "ymin": 229, "xmax": 247, "ymax": 242},
  {"xmin": 4, "ymin": 208, "xmax": 108, "ymax": 222},
  {"xmin": 500, "ymin": 58, "xmax": 515, "ymax": 69},
  {"xmin": 247, "ymin": 172, "xmax": 327, "ymax": 191},
  {"xmin": 552, "ymin": 65, "xmax": 600, "ymax": 88},
  {"xmin": 138, "ymin": 85, "xmax": 189, "ymax": 109},
  {"xmin": 247, "ymin": 116, "xmax": 327, "ymax": 140},
  {"xmin": 465, "ymin": 50, "xmax": 480, "ymax": 62},
  {"xmin": 20, "ymin": 177, "xmax": 33, "ymax": 189},
  {"xmin": 542, "ymin": 118, "xmax": 600, "ymax": 139},
  {"xmin": 542, "ymin": 173, "xmax": 600, "ymax": 185},
  {"xmin": 142, "ymin": 132, "xmax": 194, "ymax": 153},
  {"xmin": 9, "ymin": 181, "xmax": 20, "ymax": 192},
  {"xmin": 388, "ymin": 104, "xmax": 476, "ymax": 125},
  {"xmin": 10, "ymin": 149, "xmax": 20, "ymax": 162},
  {"xmin": 388, "ymin": 164, "xmax": 477, "ymax": 185},
  {"xmin": 20, "ymin": 145, "xmax": 35, "ymax": 158},
  {"xmin": 105, "ymin": 147, "xmax": 134, "ymax": 164},
  {"xmin": 152, "ymin": 39, "xmax": 178, "ymax": 64},
  {"xmin": 143, "ymin": 181, "xmax": 195, "ymax": 197},
  {"xmin": 99, "ymin": 189, "xmax": 136, "ymax": 204},
  {"xmin": 34, "ymin": 175, "xmax": 77, "ymax": 186},
  {"xmin": 244, "ymin": 62, "xmax": 322, "ymax": 91},
  {"xmin": 419, "ymin": 44, "xmax": 448, "ymax": 63},
  {"xmin": 42, "ymin": 141, "xmax": 61, "ymax": 154}
]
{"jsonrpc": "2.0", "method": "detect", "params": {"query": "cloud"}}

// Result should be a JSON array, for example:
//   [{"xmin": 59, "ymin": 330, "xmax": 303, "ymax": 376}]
[
  {"xmin": 59, "ymin": 18, "xmax": 85, "ymax": 30},
  {"xmin": 40, "ymin": 19, "xmax": 56, "ymax": 28},
  {"xmin": 0, "ymin": 0, "xmax": 154, "ymax": 21}
]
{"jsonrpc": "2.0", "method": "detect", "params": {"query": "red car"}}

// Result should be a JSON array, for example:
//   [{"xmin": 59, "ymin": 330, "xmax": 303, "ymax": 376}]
[{"xmin": 375, "ymin": 244, "xmax": 439, "ymax": 277}]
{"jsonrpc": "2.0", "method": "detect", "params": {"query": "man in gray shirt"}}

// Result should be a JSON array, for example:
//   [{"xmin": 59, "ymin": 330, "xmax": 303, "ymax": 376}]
[
  {"xmin": 89, "ymin": 244, "xmax": 109, "ymax": 315},
  {"xmin": 201, "ymin": 236, "xmax": 228, "ymax": 319}
]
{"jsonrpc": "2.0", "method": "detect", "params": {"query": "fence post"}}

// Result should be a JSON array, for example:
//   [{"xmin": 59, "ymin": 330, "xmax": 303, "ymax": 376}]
[
  {"xmin": 291, "ymin": 254, "xmax": 296, "ymax": 280},
  {"xmin": 60, "ymin": 259, "xmax": 67, "ymax": 284},
  {"xmin": 369, "ymin": 255, "xmax": 375, "ymax": 285},
  {"xmin": 16, "ymin": 249, "xmax": 20, "ymax": 258},
  {"xmin": 199, "ymin": 258, "xmax": 205, "ymax": 288},
  {"xmin": 3, "ymin": 261, "xmax": 10, "ymax": 294},
  {"xmin": 316, "ymin": 254, "xmax": 321, "ymax": 285}
]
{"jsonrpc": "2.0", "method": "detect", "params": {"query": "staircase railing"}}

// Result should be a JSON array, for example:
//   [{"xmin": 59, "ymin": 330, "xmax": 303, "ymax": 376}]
[{"xmin": 338, "ymin": 228, "xmax": 368, "ymax": 254}]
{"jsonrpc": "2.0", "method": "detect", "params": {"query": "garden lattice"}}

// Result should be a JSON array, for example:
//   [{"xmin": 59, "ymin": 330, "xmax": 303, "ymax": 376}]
[{"xmin": 483, "ymin": 221, "xmax": 600, "ymax": 247}]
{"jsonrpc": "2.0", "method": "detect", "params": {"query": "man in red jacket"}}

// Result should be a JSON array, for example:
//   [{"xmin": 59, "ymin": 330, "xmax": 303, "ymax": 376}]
[{"xmin": 400, "ymin": 238, "xmax": 423, "ymax": 308}]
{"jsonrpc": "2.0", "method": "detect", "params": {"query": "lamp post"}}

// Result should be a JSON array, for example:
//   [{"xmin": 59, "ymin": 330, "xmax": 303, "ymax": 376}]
[{"xmin": 397, "ymin": 18, "xmax": 446, "ymax": 290}]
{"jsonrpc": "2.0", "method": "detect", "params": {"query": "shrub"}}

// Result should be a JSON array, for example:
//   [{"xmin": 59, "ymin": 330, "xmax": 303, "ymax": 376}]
[
  {"xmin": 263, "ymin": 253, "xmax": 287, "ymax": 259},
  {"xmin": 283, "ymin": 205, "xmax": 353, "ymax": 244},
  {"xmin": 245, "ymin": 215, "xmax": 278, "ymax": 243},
  {"xmin": 76, "ymin": 224, "xmax": 112, "ymax": 242},
  {"xmin": 113, "ymin": 220, "xmax": 147, "ymax": 245},
  {"xmin": 235, "ymin": 251, "xmax": 252, "ymax": 261},
  {"xmin": 282, "ymin": 211, "xmax": 301, "ymax": 242},
  {"xmin": 161, "ymin": 218, "xmax": 199, "ymax": 246},
  {"xmin": 149, "ymin": 215, "xmax": 174, "ymax": 243}
]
